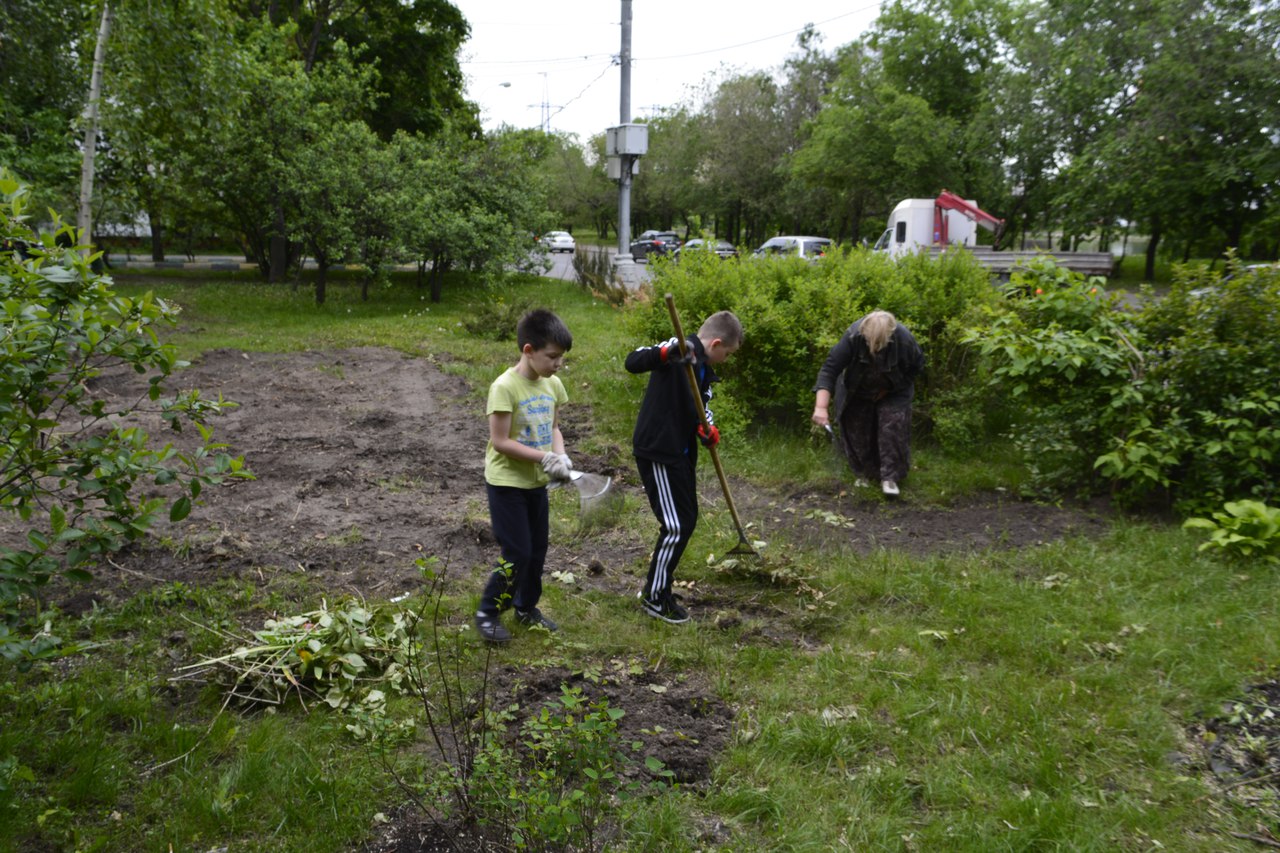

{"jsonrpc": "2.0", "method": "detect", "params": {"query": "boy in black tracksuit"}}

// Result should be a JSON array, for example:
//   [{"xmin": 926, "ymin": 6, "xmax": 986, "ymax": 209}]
[{"xmin": 625, "ymin": 310, "xmax": 743, "ymax": 624}]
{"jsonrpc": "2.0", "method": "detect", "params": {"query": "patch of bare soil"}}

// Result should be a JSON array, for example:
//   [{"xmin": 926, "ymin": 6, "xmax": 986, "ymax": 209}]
[
  {"xmin": 1186, "ymin": 678, "xmax": 1280, "ymax": 839},
  {"xmin": 39, "ymin": 347, "xmax": 1121, "ymax": 850},
  {"xmin": 361, "ymin": 662, "xmax": 734, "ymax": 853}
]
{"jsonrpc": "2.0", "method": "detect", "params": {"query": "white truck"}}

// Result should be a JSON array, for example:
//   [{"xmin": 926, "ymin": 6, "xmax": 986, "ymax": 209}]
[{"xmin": 872, "ymin": 191, "xmax": 1114, "ymax": 278}]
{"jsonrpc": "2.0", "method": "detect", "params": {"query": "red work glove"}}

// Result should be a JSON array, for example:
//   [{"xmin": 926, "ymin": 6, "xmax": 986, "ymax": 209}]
[
  {"xmin": 659, "ymin": 343, "xmax": 692, "ymax": 365},
  {"xmin": 697, "ymin": 423, "xmax": 720, "ymax": 448}
]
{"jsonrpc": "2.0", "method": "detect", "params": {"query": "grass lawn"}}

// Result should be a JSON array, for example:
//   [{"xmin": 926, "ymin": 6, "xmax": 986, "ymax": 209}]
[{"xmin": 1, "ymin": 270, "xmax": 1275, "ymax": 851}]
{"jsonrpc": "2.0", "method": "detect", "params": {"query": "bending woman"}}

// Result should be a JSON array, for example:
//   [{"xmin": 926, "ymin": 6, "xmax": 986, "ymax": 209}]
[{"xmin": 811, "ymin": 310, "xmax": 925, "ymax": 496}]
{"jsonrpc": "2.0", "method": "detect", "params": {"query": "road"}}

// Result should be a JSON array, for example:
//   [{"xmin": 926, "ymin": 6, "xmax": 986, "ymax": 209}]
[
  {"xmin": 525, "ymin": 244, "xmax": 655, "ymax": 286},
  {"xmin": 108, "ymin": 244, "xmax": 650, "ymax": 284}
]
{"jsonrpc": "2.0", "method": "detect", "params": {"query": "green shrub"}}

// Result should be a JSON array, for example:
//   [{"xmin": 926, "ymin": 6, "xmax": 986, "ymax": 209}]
[
  {"xmin": 640, "ymin": 246, "xmax": 1001, "ymax": 443},
  {"xmin": 1183, "ymin": 500, "xmax": 1280, "ymax": 564},
  {"xmin": 460, "ymin": 292, "xmax": 533, "ymax": 341},
  {"xmin": 0, "ymin": 173, "xmax": 248, "ymax": 665},
  {"xmin": 387, "ymin": 560, "xmax": 665, "ymax": 851},
  {"xmin": 964, "ymin": 256, "xmax": 1280, "ymax": 513}
]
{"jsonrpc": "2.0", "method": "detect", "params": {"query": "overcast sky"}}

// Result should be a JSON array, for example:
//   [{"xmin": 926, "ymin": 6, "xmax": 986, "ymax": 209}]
[{"xmin": 452, "ymin": 0, "xmax": 885, "ymax": 142}]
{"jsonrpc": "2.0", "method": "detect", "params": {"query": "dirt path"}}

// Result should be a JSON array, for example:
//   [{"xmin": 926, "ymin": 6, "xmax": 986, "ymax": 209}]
[{"xmin": 72, "ymin": 347, "xmax": 1110, "ymax": 604}]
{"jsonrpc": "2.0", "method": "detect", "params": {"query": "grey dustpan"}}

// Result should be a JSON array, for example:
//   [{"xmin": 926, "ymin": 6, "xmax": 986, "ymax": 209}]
[
  {"xmin": 567, "ymin": 470, "xmax": 618, "ymax": 518},
  {"xmin": 552, "ymin": 470, "xmax": 620, "ymax": 520}
]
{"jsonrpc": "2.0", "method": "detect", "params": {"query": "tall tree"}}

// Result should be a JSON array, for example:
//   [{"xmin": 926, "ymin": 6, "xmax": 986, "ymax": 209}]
[
  {"xmin": 229, "ymin": 0, "xmax": 475, "ymax": 138},
  {"xmin": 191, "ymin": 28, "xmax": 376, "ymax": 279},
  {"xmin": 0, "ymin": 0, "xmax": 89, "ymax": 212},
  {"xmin": 699, "ymin": 72, "xmax": 790, "ymax": 245},
  {"xmin": 1012, "ymin": 0, "xmax": 1280, "ymax": 275},
  {"xmin": 868, "ymin": 0, "xmax": 1015, "ymax": 210},
  {"xmin": 76, "ymin": 1, "xmax": 112, "ymax": 250},
  {"xmin": 99, "ymin": 0, "xmax": 240, "ymax": 260},
  {"xmin": 399, "ymin": 128, "xmax": 554, "ymax": 302},
  {"xmin": 792, "ymin": 44, "xmax": 956, "ymax": 243}
]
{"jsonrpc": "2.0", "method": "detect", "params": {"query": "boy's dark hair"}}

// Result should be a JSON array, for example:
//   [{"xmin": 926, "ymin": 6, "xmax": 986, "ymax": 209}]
[
  {"xmin": 517, "ymin": 308, "xmax": 573, "ymax": 352},
  {"xmin": 698, "ymin": 310, "xmax": 743, "ymax": 347}
]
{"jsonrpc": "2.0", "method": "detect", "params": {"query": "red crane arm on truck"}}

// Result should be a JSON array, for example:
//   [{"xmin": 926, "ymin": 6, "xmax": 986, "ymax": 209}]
[{"xmin": 934, "ymin": 190, "xmax": 1006, "ymax": 249}]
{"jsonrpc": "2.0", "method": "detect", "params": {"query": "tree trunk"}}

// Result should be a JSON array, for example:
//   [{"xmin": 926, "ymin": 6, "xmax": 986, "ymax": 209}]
[
  {"xmin": 269, "ymin": 205, "xmax": 287, "ymax": 282},
  {"xmin": 314, "ymin": 260, "xmax": 328, "ymax": 305},
  {"xmin": 148, "ymin": 206, "xmax": 165, "ymax": 261},
  {"xmin": 1144, "ymin": 221, "xmax": 1162, "ymax": 282},
  {"xmin": 1226, "ymin": 217, "xmax": 1244, "ymax": 257},
  {"xmin": 77, "ymin": 1, "xmax": 112, "ymax": 255},
  {"xmin": 430, "ymin": 251, "xmax": 444, "ymax": 303}
]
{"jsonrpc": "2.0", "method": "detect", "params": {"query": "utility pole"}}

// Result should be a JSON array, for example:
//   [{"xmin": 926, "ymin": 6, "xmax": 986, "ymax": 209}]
[
  {"xmin": 539, "ymin": 72, "xmax": 550, "ymax": 132},
  {"xmin": 611, "ymin": 0, "xmax": 644, "ymax": 289}
]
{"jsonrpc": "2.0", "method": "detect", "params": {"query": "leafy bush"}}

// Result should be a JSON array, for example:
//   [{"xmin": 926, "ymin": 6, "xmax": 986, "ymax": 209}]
[
  {"xmin": 0, "ymin": 173, "xmax": 247, "ymax": 665},
  {"xmin": 638, "ymin": 246, "xmax": 1001, "ymax": 444},
  {"xmin": 1184, "ymin": 500, "xmax": 1280, "ymax": 564},
  {"xmin": 963, "ymin": 262, "xmax": 1136, "ymax": 498},
  {"xmin": 460, "ymin": 292, "xmax": 533, "ymax": 342},
  {"xmin": 964, "ymin": 256, "xmax": 1280, "ymax": 512}
]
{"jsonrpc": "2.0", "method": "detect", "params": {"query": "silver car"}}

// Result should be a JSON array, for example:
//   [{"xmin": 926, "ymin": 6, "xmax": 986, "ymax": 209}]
[{"xmin": 752, "ymin": 236, "xmax": 832, "ymax": 259}]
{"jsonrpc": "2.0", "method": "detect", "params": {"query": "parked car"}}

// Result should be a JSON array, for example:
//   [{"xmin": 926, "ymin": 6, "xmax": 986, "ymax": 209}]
[
  {"xmin": 674, "ymin": 239, "xmax": 738, "ymax": 261},
  {"xmin": 540, "ymin": 231, "xmax": 576, "ymax": 253},
  {"xmin": 630, "ymin": 230, "xmax": 681, "ymax": 261},
  {"xmin": 1190, "ymin": 262, "xmax": 1280, "ymax": 297},
  {"xmin": 752, "ymin": 235, "xmax": 832, "ymax": 260}
]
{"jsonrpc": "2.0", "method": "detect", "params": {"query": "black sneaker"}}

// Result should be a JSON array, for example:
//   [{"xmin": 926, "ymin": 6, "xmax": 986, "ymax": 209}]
[
  {"xmin": 641, "ymin": 593, "xmax": 690, "ymax": 624},
  {"xmin": 475, "ymin": 613, "xmax": 512, "ymax": 644},
  {"xmin": 515, "ymin": 607, "xmax": 559, "ymax": 632}
]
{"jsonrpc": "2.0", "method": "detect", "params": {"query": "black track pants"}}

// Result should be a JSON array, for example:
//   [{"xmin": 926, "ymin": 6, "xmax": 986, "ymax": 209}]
[
  {"xmin": 636, "ymin": 456, "xmax": 698, "ymax": 602},
  {"xmin": 478, "ymin": 483, "xmax": 549, "ymax": 615}
]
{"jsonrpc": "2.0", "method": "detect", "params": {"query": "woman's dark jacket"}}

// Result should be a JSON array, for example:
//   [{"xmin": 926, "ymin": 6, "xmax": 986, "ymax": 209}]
[
  {"xmin": 813, "ymin": 319, "xmax": 925, "ymax": 405},
  {"xmin": 626, "ymin": 335, "xmax": 717, "ymax": 467}
]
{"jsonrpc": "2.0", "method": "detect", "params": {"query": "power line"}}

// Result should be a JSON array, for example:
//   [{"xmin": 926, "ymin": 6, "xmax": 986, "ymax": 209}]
[{"xmin": 546, "ymin": 59, "xmax": 618, "ymax": 126}]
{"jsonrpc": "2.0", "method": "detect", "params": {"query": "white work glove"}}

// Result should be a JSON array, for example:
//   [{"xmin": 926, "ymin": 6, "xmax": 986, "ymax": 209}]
[{"xmin": 541, "ymin": 452, "xmax": 572, "ymax": 481}]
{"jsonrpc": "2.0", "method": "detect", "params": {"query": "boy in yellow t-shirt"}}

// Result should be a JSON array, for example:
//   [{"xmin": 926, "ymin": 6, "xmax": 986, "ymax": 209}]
[{"xmin": 475, "ymin": 309, "xmax": 574, "ymax": 643}]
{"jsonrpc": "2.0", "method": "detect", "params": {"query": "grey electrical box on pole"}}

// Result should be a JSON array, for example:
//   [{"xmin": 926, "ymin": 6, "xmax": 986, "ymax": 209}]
[
  {"xmin": 606, "ymin": 123, "xmax": 649, "ymax": 156},
  {"xmin": 606, "ymin": 123, "xmax": 646, "ymax": 181}
]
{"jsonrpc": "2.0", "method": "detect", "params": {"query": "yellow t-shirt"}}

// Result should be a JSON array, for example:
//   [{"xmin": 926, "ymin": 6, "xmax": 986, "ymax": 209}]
[{"xmin": 484, "ymin": 367, "xmax": 568, "ymax": 488}]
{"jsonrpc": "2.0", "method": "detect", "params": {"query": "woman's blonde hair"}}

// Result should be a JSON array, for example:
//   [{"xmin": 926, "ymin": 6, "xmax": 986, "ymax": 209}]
[{"xmin": 859, "ymin": 310, "xmax": 897, "ymax": 354}]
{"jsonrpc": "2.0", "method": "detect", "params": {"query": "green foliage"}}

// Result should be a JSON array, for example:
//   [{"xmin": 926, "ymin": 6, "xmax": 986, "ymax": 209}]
[
  {"xmin": 188, "ymin": 599, "xmax": 417, "ymax": 714},
  {"xmin": 459, "ymin": 293, "xmax": 534, "ymax": 342},
  {"xmin": 468, "ymin": 686, "xmax": 656, "ymax": 850},
  {"xmin": 0, "ymin": 174, "xmax": 247, "ymax": 664},
  {"xmin": 642, "ymin": 246, "xmax": 1000, "ymax": 441},
  {"xmin": 963, "ymin": 261, "xmax": 1135, "ymax": 497},
  {"xmin": 0, "ymin": 0, "xmax": 87, "ymax": 213},
  {"xmin": 395, "ymin": 128, "xmax": 556, "ymax": 303},
  {"xmin": 381, "ymin": 558, "xmax": 664, "ymax": 851},
  {"xmin": 966, "ymin": 257, "xmax": 1280, "ymax": 512},
  {"xmin": 1184, "ymin": 500, "xmax": 1280, "ymax": 564},
  {"xmin": 572, "ymin": 247, "xmax": 630, "ymax": 306}
]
